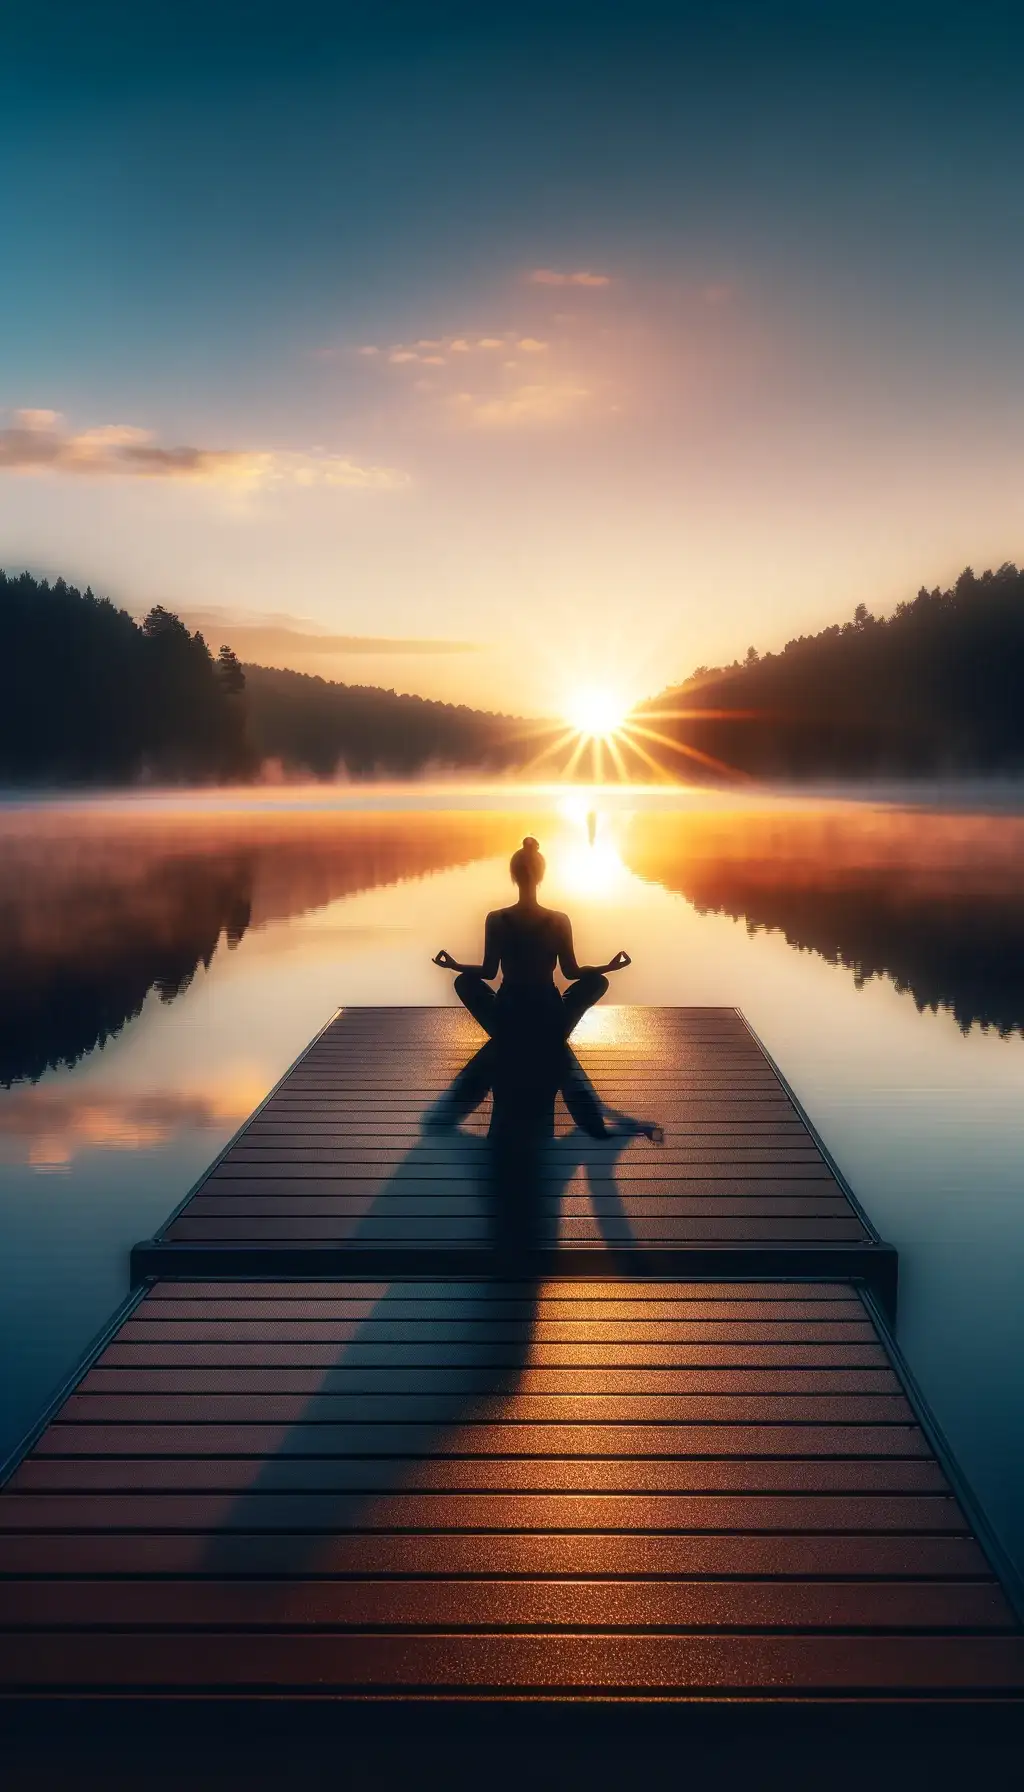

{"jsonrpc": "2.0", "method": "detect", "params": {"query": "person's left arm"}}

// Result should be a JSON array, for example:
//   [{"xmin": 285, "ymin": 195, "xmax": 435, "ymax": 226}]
[{"xmin": 557, "ymin": 915, "xmax": 631, "ymax": 980}]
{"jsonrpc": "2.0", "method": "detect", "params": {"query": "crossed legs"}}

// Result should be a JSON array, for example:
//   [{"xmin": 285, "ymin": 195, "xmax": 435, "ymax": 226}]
[{"xmin": 453, "ymin": 971, "xmax": 609, "ymax": 1041}]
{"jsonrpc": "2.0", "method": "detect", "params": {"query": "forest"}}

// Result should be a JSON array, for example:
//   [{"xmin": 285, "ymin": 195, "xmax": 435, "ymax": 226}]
[
  {"xmin": 0, "ymin": 571, "xmax": 250, "ymax": 783},
  {"xmin": 0, "ymin": 571, "xmax": 518, "ymax": 783},
  {"xmin": 646, "ymin": 563, "xmax": 1024, "ymax": 780}
]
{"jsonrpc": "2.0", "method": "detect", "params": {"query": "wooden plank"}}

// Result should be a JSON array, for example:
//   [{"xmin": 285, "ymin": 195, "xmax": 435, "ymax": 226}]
[
  {"xmin": 0, "ymin": 1491, "xmax": 968, "ymax": 1534},
  {"xmin": 98, "ymin": 1340, "xmax": 892, "ymax": 1367},
  {"xmin": 7, "ymin": 1631, "xmax": 1023, "ymax": 1691},
  {"xmin": 79, "ymin": 1365, "xmax": 905, "ymax": 1394},
  {"xmin": 0, "ymin": 1531, "xmax": 995, "ymax": 1578},
  {"xmin": 183, "ymin": 1197, "xmax": 854, "ymax": 1217},
  {"xmin": 166, "ymin": 1217, "xmax": 868, "ymax": 1241},
  {"xmin": 30, "ymin": 1422, "xmax": 936, "ymax": 1458},
  {"xmin": 0, "ymin": 1579, "xmax": 1009, "ymax": 1631},
  {"xmin": 8, "ymin": 1456, "xmax": 951, "ymax": 1494},
  {"xmin": 118, "ymin": 1318, "xmax": 881, "ymax": 1340},
  {"xmin": 58, "ymin": 1392, "xmax": 916, "ymax": 1422}
]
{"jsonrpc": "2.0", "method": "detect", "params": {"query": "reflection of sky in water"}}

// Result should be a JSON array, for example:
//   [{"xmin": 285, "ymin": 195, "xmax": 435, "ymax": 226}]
[{"xmin": 1, "ymin": 789, "xmax": 1023, "ymax": 1577}]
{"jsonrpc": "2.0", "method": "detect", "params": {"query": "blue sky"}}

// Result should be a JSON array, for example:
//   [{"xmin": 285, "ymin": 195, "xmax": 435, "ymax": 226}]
[{"xmin": 2, "ymin": 3, "xmax": 1023, "ymax": 714}]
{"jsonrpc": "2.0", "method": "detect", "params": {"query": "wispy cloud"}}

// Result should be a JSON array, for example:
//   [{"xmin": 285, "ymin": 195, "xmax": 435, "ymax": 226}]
[
  {"xmin": 351, "ymin": 277, "xmax": 615, "ymax": 432},
  {"xmin": 528, "ymin": 268, "xmax": 611, "ymax": 287},
  {"xmin": 181, "ymin": 608, "xmax": 480, "ymax": 659},
  {"xmin": 363, "ymin": 334, "xmax": 525, "ymax": 365},
  {"xmin": 451, "ymin": 383, "xmax": 591, "ymax": 428},
  {"xmin": 0, "ymin": 410, "xmax": 407, "ymax": 490},
  {"xmin": 361, "ymin": 330, "xmax": 558, "ymax": 366}
]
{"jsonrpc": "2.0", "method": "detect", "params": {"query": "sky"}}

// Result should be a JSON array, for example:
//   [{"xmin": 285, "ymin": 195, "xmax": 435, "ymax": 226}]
[{"xmin": 2, "ymin": 1, "xmax": 1024, "ymax": 717}]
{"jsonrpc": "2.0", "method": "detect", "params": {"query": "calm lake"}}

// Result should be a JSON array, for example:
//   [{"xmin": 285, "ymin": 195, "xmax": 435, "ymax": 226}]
[{"xmin": 1, "ymin": 785, "xmax": 1022, "ymax": 1574}]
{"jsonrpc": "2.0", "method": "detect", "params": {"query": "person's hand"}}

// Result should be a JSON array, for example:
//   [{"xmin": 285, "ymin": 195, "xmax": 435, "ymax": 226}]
[
  {"xmin": 433, "ymin": 949, "xmax": 458, "ymax": 969},
  {"xmin": 605, "ymin": 950, "xmax": 631, "ymax": 972}
]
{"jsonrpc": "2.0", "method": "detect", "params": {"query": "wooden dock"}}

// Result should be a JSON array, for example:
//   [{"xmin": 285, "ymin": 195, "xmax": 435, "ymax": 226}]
[
  {"xmin": 131, "ymin": 1007, "xmax": 897, "ymax": 1303},
  {"xmin": 2, "ymin": 1007, "xmax": 1022, "ymax": 1764}
]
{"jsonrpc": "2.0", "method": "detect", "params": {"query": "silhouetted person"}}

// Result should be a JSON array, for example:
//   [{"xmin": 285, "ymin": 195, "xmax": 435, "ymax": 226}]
[{"xmin": 433, "ymin": 835, "xmax": 661, "ymax": 1144}]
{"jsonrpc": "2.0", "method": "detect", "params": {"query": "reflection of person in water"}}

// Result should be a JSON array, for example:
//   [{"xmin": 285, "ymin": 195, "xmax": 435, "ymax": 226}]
[{"xmin": 433, "ymin": 835, "xmax": 661, "ymax": 1143}]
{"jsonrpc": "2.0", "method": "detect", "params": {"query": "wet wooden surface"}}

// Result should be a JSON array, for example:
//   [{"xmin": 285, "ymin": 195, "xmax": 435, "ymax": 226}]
[
  {"xmin": 149, "ymin": 1008, "xmax": 884, "ymax": 1274},
  {"xmin": 2, "ymin": 1276, "xmax": 1021, "ymax": 1698}
]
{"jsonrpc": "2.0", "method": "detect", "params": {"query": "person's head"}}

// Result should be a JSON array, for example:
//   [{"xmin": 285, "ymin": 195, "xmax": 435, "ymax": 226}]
[{"xmin": 510, "ymin": 835, "xmax": 545, "ymax": 892}]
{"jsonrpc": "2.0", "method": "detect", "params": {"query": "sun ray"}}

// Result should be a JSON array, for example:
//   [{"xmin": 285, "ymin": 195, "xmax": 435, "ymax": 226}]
[
  {"xmin": 561, "ymin": 731, "xmax": 593, "ymax": 780},
  {"xmin": 516, "ymin": 725, "xmax": 582, "ymax": 778},
  {"xmin": 603, "ymin": 730, "xmax": 631, "ymax": 782},
  {"xmin": 627, "ymin": 719, "xmax": 749, "ymax": 781},
  {"xmin": 641, "ymin": 706, "xmax": 763, "ymax": 723},
  {"xmin": 613, "ymin": 726, "xmax": 673, "ymax": 782}
]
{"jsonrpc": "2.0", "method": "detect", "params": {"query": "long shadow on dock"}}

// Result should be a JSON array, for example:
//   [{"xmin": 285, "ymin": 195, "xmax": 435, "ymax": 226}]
[{"xmin": 202, "ymin": 1042, "xmax": 652, "ymax": 1574}]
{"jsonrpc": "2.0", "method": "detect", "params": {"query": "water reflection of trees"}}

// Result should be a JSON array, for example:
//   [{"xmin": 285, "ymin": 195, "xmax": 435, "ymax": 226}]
[
  {"xmin": 0, "ymin": 810, "xmax": 519, "ymax": 1085},
  {"xmin": 626, "ymin": 805, "xmax": 1024, "ymax": 1036}
]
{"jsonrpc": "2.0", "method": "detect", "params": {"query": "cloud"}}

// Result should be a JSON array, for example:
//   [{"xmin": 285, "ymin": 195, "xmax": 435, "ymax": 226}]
[
  {"xmin": 528, "ymin": 268, "xmax": 611, "ymax": 287},
  {"xmin": 517, "ymin": 337, "xmax": 549, "ymax": 353},
  {"xmin": 0, "ymin": 1080, "xmax": 263, "ymax": 1169},
  {"xmin": 369, "ymin": 335, "xmax": 523, "ymax": 368},
  {"xmin": 452, "ymin": 383, "xmax": 591, "ymax": 429},
  {"xmin": 180, "ymin": 608, "xmax": 480, "ymax": 660},
  {"xmin": 0, "ymin": 409, "xmax": 407, "ymax": 489}
]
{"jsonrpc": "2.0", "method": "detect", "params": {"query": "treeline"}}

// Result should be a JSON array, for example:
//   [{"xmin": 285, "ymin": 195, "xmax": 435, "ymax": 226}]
[
  {"xmin": 0, "ymin": 571, "xmax": 249, "ymax": 783},
  {"xmin": 646, "ymin": 564, "xmax": 1024, "ymax": 779},
  {"xmin": 243, "ymin": 664, "xmax": 520, "ymax": 778}
]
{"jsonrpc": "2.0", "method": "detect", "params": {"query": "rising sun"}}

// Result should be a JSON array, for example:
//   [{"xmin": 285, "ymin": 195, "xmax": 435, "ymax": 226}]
[
  {"xmin": 564, "ymin": 686, "xmax": 630, "ymax": 740},
  {"xmin": 512, "ymin": 676, "xmax": 747, "ymax": 782}
]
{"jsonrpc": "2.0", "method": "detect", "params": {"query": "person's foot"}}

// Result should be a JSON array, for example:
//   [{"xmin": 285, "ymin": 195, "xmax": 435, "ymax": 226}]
[{"xmin": 641, "ymin": 1121, "xmax": 665, "ymax": 1145}]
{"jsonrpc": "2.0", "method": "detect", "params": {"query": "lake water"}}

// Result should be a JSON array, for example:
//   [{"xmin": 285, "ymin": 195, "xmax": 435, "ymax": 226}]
[{"xmin": 1, "ymin": 785, "xmax": 1022, "ymax": 1576}]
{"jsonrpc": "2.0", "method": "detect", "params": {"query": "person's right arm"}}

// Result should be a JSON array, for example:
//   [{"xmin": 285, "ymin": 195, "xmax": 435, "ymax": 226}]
[{"xmin": 433, "ymin": 912, "xmax": 501, "ymax": 978}]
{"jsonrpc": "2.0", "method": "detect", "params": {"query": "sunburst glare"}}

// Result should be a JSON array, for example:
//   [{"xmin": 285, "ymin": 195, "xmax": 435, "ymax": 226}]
[{"xmin": 564, "ymin": 687, "xmax": 631, "ymax": 740}]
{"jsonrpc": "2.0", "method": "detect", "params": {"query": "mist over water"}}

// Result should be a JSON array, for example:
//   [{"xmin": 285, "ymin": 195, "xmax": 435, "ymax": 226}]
[{"xmin": 1, "ymin": 786, "xmax": 1022, "ymax": 1574}]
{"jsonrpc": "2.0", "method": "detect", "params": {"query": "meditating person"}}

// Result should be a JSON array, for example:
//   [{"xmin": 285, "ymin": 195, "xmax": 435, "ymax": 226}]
[{"xmin": 433, "ymin": 835, "xmax": 661, "ymax": 1142}]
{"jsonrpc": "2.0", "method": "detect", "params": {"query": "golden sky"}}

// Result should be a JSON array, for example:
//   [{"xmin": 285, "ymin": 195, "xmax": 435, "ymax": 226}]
[{"xmin": 4, "ymin": 7, "xmax": 1024, "ymax": 717}]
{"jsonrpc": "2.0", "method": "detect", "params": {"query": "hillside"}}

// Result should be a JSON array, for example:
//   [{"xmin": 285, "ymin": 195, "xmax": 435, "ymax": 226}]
[
  {"xmin": 242, "ymin": 663, "xmax": 521, "ymax": 779},
  {"xmin": 643, "ymin": 563, "xmax": 1024, "ymax": 781}
]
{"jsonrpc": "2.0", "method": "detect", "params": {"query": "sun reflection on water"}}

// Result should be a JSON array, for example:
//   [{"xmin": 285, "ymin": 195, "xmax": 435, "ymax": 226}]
[{"xmin": 550, "ymin": 799, "xmax": 631, "ymax": 901}]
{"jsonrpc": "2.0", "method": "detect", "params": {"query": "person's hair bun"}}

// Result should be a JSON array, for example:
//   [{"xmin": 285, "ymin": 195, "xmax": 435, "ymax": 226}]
[{"xmin": 522, "ymin": 836, "xmax": 540, "ymax": 851}]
